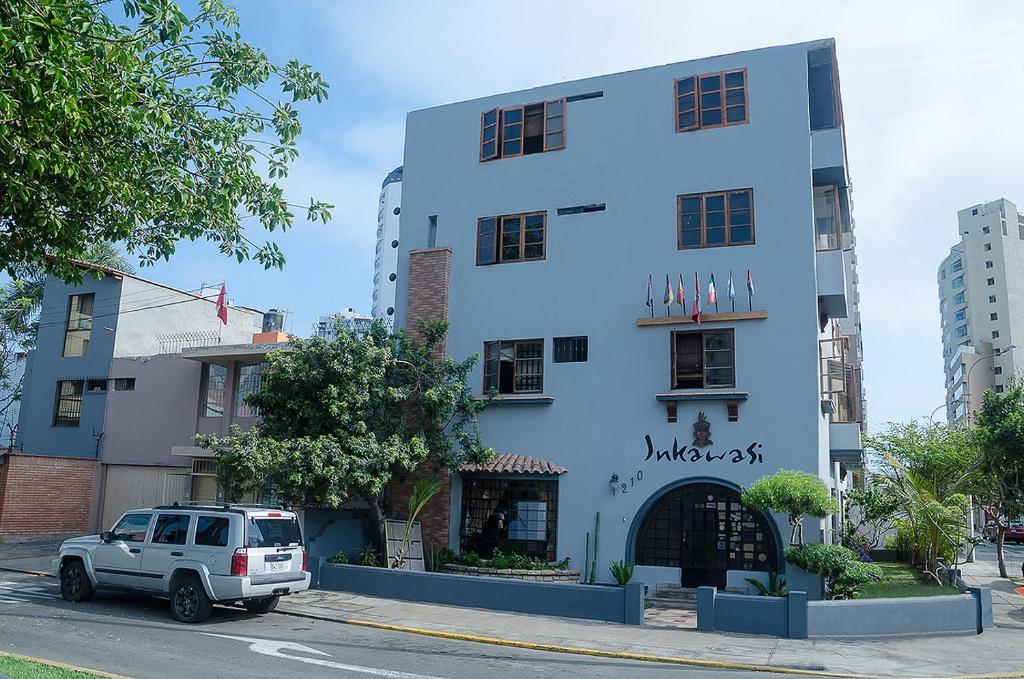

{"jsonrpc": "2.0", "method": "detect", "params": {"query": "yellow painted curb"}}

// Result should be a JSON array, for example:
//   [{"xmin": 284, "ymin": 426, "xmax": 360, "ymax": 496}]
[
  {"xmin": 0, "ymin": 650, "xmax": 131, "ymax": 678},
  {"xmin": 288, "ymin": 612, "xmax": 872, "ymax": 678}
]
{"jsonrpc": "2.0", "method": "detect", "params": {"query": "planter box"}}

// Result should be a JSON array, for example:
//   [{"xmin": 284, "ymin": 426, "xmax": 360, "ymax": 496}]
[
  {"xmin": 317, "ymin": 562, "xmax": 644, "ymax": 624},
  {"xmin": 439, "ymin": 563, "xmax": 580, "ymax": 583},
  {"xmin": 697, "ymin": 585, "xmax": 994, "ymax": 639}
]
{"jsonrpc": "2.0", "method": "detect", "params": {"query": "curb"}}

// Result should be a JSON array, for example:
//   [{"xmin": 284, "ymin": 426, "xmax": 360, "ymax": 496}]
[
  {"xmin": 0, "ymin": 650, "xmax": 132, "ymax": 678},
  {"xmin": 275, "ymin": 608, "xmax": 871, "ymax": 677},
  {"xmin": 0, "ymin": 565, "xmax": 53, "ymax": 578}
]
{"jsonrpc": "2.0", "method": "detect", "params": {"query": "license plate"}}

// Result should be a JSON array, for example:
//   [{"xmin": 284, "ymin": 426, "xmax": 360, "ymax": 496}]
[{"xmin": 267, "ymin": 561, "xmax": 286, "ymax": 572}]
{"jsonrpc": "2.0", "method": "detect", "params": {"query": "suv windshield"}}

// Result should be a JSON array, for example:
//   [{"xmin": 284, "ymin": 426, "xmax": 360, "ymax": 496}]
[{"xmin": 247, "ymin": 517, "xmax": 302, "ymax": 548}]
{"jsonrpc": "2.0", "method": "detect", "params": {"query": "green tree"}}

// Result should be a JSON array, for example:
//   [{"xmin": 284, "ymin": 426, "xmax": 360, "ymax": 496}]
[
  {"xmin": 841, "ymin": 483, "xmax": 900, "ymax": 551},
  {"xmin": 196, "ymin": 320, "xmax": 494, "ymax": 547},
  {"xmin": 741, "ymin": 469, "xmax": 838, "ymax": 546},
  {"xmin": 864, "ymin": 421, "xmax": 978, "ymax": 581},
  {"xmin": 974, "ymin": 383, "xmax": 1024, "ymax": 578},
  {"xmin": 0, "ymin": 0, "xmax": 331, "ymax": 281}
]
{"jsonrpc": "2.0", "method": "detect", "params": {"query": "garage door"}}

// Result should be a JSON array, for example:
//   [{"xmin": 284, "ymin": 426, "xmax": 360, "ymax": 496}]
[{"xmin": 101, "ymin": 465, "xmax": 190, "ymax": 531}]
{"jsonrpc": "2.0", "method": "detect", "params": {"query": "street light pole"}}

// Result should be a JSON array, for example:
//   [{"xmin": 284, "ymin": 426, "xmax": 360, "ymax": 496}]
[{"xmin": 964, "ymin": 344, "xmax": 1017, "ymax": 426}]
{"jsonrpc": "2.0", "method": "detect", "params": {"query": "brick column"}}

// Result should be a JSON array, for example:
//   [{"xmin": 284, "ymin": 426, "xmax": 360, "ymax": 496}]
[
  {"xmin": 405, "ymin": 247, "xmax": 452, "ymax": 358},
  {"xmin": 389, "ymin": 247, "xmax": 454, "ymax": 548}
]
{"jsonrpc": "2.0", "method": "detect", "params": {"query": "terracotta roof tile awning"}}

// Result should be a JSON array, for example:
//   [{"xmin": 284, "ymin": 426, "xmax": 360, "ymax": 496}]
[{"xmin": 460, "ymin": 454, "xmax": 566, "ymax": 476}]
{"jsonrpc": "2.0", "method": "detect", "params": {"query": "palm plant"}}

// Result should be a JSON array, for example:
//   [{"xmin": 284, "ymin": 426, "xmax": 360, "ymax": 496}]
[
  {"xmin": 391, "ymin": 477, "xmax": 443, "ymax": 570},
  {"xmin": 874, "ymin": 451, "xmax": 971, "ymax": 582}
]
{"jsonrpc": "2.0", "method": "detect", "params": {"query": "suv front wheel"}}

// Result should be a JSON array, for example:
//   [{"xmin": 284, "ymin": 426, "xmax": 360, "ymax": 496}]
[
  {"xmin": 60, "ymin": 560, "xmax": 95, "ymax": 602},
  {"xmin": 243, "ymin": 595, "xmax": 280, "ymax": 614},
  {"xmin": 169, "ymin": 575, "xmax": 213, "ymax": 623}
]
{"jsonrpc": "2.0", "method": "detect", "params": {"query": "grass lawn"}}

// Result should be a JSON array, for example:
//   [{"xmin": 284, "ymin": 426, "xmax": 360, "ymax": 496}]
[
  {"xmin": 860, "ymin": 562, "xmax": 959, "ymax": 599},
  {"xmin": 0, "ymin": 654, "xmax": 106, "ymax": 679}
]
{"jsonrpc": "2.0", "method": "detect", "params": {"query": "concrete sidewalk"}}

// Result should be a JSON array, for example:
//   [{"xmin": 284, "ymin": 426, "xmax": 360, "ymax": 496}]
[
  {"xmin": 0, "ymin": 541, "xmax": 59, "ymax": 576},
  {"xmin": 277, "ymin": 587, "xmax": 1024, "ymax": 678}
]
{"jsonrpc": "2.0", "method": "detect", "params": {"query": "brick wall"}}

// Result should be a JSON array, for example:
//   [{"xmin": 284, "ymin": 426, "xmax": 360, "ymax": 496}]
[
  {"xmin": 405, "ymin": 247, "xmax": 452, "ymax": 358},
  {"xmin": 0, "ymin": 453, "xmax": 97, "ymax": 538},
  {"xmin": 388, "ymin": 463, "xmax": 452, "ymax": 549},
  {"xmin": 392, "ymin": 247, "xmax": 455, "ymax": 547}
]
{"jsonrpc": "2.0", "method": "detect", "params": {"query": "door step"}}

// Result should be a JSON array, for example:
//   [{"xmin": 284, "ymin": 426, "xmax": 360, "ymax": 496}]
[{"xmin": 645, "ymin": 584, "xmax": 698, "ymax": 610}]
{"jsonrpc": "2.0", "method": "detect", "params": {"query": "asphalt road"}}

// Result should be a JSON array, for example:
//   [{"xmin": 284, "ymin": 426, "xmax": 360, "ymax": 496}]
[{"xmin": 0, "ymin": 572, "xmax": 774, "ymax": 679}]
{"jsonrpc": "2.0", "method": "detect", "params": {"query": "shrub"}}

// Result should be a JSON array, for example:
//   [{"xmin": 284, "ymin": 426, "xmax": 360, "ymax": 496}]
[
  {"xmin": 785, "ymin": 543, "xmax": 881, "ymax": 599},
  {"xmin": 742, "ymin": 470, "xmax": 838, "ymax": 545},
  {"xmin": 609, "ymin": 560, "xmax": 635, "ymax": 585},
  {"xmin": 745, "ymin": 570, "xmax": 788, "ymax": 597},
  {"xmin": 832, "ymin": 560, "xmax": 882, "ymax": 599},
  {"xmin": 327, "ymin": 552, "xmax": 349, "ymax": 565},
  {"xmin": 358, "ymin": 543, "xmax": 379, "ymax": 567}
]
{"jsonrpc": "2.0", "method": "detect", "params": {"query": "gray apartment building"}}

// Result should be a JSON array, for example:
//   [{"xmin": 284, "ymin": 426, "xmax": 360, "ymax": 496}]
[
  {"xmin": 395, "ymin": 39, "xmax": 865, "ymax": 595},
  {"xmin": 0, "ymin": 263, "xmax": 263, "ymax": 538},
  {"xmin": 938, "ymin": 198, "xmax": 1024, "ymax": 424}
]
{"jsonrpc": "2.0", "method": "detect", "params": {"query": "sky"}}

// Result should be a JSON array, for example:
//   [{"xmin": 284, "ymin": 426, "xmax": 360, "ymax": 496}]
[{"xmin": 142, "ymin": 0, "xmax": 1024, "ymax": 431}]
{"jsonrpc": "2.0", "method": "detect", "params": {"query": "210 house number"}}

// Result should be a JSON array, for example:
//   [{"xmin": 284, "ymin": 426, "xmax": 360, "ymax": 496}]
[{"xmin": 620, "ymin": 470, "xmax": 644, "ymax": 494}]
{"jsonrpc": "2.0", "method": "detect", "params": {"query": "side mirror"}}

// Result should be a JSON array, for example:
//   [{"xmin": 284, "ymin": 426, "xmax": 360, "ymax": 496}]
[{"xmin": 101, "ymin": 531, "xmax": 113, "ymax": 543}]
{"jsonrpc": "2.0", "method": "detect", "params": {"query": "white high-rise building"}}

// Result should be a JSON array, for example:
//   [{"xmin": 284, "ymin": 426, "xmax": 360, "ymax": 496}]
[
  {"xmin": 372, "ymin": 166, "xmax": 403, "ymax": 319},
  {"xmin": 938, "ymin": 198, "xmax": 1024, "ymax": 424},
  {"xmin": 315, "ymin": 307, "xmax": 373, "ymax": 340}
]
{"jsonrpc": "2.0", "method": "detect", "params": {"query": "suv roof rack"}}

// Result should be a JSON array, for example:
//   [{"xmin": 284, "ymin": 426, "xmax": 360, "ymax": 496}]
[{"xmin": 153, "ymin": 501, "xmax": 288, "ymax": 512}]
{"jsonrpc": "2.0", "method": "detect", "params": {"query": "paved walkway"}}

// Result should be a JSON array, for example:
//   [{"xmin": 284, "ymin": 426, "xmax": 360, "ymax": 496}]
[{"xmin": 7, "ymin": 541, "xmax": 1024, "ymax": 677}]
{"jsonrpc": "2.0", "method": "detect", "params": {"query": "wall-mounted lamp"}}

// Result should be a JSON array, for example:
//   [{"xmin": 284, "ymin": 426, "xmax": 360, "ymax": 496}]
[{"xmin": 609, "ymin": 473, "xmax": 619, "ymax": 495}]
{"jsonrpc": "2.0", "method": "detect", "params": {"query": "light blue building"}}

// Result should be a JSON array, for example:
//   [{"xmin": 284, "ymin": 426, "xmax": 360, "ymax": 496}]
[{"xmin": 395, "ymin": 39, "xmax": 865, "ymax": 594}]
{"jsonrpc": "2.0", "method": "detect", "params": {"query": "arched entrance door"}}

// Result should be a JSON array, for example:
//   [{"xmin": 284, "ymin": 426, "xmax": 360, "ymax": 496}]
[{"xmin": 634, "ymin": 481, "xmax": 778, "ymax": 588}]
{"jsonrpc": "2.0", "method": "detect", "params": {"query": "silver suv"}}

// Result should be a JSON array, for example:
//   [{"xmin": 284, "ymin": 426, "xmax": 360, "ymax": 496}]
[{"xmin": 53, "ymin": 504, "xmax": 310, "ymax": 623}]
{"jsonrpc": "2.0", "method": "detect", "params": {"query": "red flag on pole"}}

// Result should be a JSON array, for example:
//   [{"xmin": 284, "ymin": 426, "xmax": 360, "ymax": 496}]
[
  {"xmin": 691, "ymin": 271, "xmax": 701, "ymax": 323},
  {"xmin": 215, "ymin": 284, "xmax": 228, "ymax": 325}
]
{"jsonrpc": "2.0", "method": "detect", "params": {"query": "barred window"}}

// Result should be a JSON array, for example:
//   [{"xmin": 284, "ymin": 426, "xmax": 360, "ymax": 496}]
[
  {"xmin": 460, "ymin": 477, "xmax": 559, "ymax": 561},
  {"xmin": 484, "ymin": 340, "xmax": 543, "ymax": 394},
  {"xmin": 113, "ymin": 377, "xmax": 135, "ymax": 391},
  {"xmin": 235, "ymin": 362, "xmax": 266, "ymax": 417},
  {"xmin": 53, "ymin": 380, "xmax": 84, "ymax": 427},
  {"xmin": 552, "ymin": 336, "xmax": 588, "ymax": 363}
]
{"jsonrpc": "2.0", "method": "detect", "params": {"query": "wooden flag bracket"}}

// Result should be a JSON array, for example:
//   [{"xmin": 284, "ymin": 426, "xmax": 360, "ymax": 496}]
[{"xmin": 637, "ymin": 310, "xmax": 767, "ymax": 327}]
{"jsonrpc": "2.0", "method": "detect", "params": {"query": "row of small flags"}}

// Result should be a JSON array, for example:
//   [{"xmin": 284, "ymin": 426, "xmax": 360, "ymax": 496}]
[{"xmin": 645, "ymin": 270, "xmax": 755, "ymax": 321}]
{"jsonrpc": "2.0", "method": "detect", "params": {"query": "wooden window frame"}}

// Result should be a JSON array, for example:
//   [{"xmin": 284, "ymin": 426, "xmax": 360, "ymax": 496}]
[
  {"xmin": 476, "ymin": 211, "xmax": 546, "ymax": 265},
  {"xmin": 670, "ymin": 329, "xmax": 736, "ymax": 390},
  {"xmin": 675, "ymin": 68, "xmax": 749, "ymax": 133},
  {"xmin": 676, "ymin": 188, "xmax": 755, "ymax": 250},
  {"xmin": 479, "ymin": 98, "xmax": 567, "ymax": 162},
  {"xmin": 480, "ymin": 108, "xmax": 499, "ymax": 161},
  {"xmin": 484, "ymin": 339, "xmax": 545, "ymax": 394}
]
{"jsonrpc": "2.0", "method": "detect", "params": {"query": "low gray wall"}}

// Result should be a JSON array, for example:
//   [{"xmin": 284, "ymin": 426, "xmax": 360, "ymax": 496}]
[
  {"xmin": 807, "ymin": 594, "xmax": 978, "ymax": 637},
  {"xmin": 318, "ymin": 562, "xmax": 645, "ymax": 624},
  {"xmin": 698, "ymin": 586, "xmax": 993, "ymax": 639}
]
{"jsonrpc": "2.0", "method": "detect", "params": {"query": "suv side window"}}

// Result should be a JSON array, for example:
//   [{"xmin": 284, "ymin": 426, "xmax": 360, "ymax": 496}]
[
  {"xmin": 112, "ymin": 514, "xmax": 152, "ymax": 542},
  {"xmin": 152, "ymin": 514, "xmax": 190, "ymax": 545},
  {"xmin": 194, "ymin": 516, "xmax": 230, "ymax": 547}
]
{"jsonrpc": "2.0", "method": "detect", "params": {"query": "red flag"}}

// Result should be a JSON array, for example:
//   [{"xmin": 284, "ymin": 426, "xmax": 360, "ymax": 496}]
[
  {"xmin": 215, "ymin": 284, "xmax": 228, "ymax": 325},
  {"xmin": 691, "ymin": 271, "xmax": 701, "ymax": 323}
]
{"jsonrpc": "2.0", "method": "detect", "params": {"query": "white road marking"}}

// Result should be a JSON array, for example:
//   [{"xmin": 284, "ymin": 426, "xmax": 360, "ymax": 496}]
[{"xmin": 201, "ymin": 633, "xmax": 450, "ymax": 679}]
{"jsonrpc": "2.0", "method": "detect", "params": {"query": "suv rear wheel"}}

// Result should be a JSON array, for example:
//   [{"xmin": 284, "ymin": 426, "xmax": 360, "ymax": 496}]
[
  {"xmin": 169, "ymin": 575, "xmax": 213, "ymax": 623},
  {"xmin": 60, "ymin": 560, "xmax": 94, "ymax": 602},
  {"xmin": 243, "ymin": 595, "xmax": 280, "ymax": 614}
]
